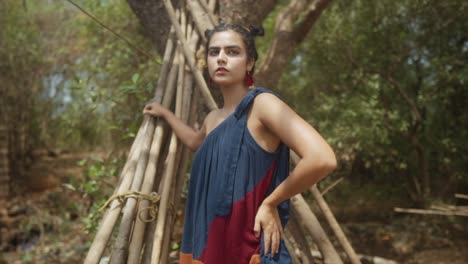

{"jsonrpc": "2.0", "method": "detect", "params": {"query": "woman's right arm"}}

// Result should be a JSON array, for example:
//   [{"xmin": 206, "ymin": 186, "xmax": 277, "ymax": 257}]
[{"xmin": 143, "ymin": 102, "xmax": 207, "ymax": 151}]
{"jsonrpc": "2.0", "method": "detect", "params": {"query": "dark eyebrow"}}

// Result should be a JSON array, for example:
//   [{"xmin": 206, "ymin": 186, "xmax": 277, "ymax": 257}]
[{"xmin": 208, "ymin": 45, "xmax": 242, "ymax": 50}]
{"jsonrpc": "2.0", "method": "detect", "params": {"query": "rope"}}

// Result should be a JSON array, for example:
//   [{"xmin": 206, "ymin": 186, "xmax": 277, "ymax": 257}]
[
  {"xmin": 99, "ymin": 191, "xmax": 161, "ymax": 222},
  {"xmin": 65, "ymin": 0, "xmax": 153, "ymax": 59}
]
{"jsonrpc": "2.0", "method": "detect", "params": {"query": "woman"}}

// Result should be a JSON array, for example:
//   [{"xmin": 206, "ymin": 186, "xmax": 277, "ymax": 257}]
[{"xmin": 143, "ymin": 24, "xmax": 336, "ymax": 264}]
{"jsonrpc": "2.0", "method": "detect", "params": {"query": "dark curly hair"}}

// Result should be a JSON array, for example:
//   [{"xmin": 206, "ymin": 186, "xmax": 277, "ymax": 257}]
[{"xmin": 204, "ymin": 24, "xmax": 264, "ymax": 73}]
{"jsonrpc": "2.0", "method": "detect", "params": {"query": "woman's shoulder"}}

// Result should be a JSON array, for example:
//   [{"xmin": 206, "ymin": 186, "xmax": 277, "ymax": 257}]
[{"xmin": 252, "ymin": 88, "xmax": 286, "ymax": 110}]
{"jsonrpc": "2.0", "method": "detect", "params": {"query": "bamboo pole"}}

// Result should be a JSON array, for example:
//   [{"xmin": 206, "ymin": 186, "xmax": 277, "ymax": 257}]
[
  {"xmin": 283, "ymin": 231, "xmax": 304, "ymax": 264},
  {"xmin": 159, "ymin": 9, "xmax": 187, "ymax": 262},
  {"xmin": 141, "ymin": 165, "xmax": 168, "ymax": 264},
  {"xmin": 109, "ymin": 47, "xmax": 180, "ymax": 264},
  {"xmin": 320, "ymin": 177, "xmax": 343, "ymax": 196},
  {"xmin": 151, "ymin": 43, "xmax": 185, "ymax": 263},
  {"xmin": 84, "ymin": 123, "xmax": 146, "ymax": 264},
  {"xmin": 159, "ymin": 153, "xmax": 180, "ymax": 264},
  {"xmin": 84, "ymin": 19, "xmax": 177, "ymax": 264},
  {"xmin": 109, "ymin": 117, "xmax": 155, "ymax": 264},
  {"xmin": 207, "ymin": 0, "xmax": 216, "ymax": 12},
  {"xmin": 288, "ymin": 152, "xmax": 344, "ymax": 263},
  {"xmin": 159, "ymin": 13, "xmax": 191, "ymax": 261},
  {"xmin": 286, "ymin": 212, "xmax": 314, "ymax": 263},
  {"xmin": 310, "ymin": 185, "xmax": 361, "ymax": 264},
  {"xmin": 186, "ymin": 0, "xmax": 215, "ymax": 39},
  {"xmin": 455, "ymin": 193, "xmax": 468, "ymax": 200},
  {"xmin": 125, "ymin": 121, "xmax": 165, "ymax": 263},
  {"xmin": 162, "ymin": 0, "xmax": 218, "ymax": 110},
  {"xmin": 142, "ymin": 47, "xmax": 192, "ymax": 264},
  {"xmin": 196, "ymin": 0, "xmax": 217, "ymax": 26},
  {"xmin": 181, "ymin": 23, "xmax": 196, "ymax": 122},
  {"xmin": 394, "ymin": 207, "xmax": 468, "ymax": 217},
  {"xmin": 126, "ymin": 27, "xmax": 178, "ymax": 264},
  {"xmin": 290, "ymin": 194, "xmax": 343, "ymax": 264},
  {"xmin": 84, "ymin": 74, "xmax": 155, "ymax": 263},
  {"xmin": 158, "ymin": 103, "xmax": 194, "ymax": 264}
]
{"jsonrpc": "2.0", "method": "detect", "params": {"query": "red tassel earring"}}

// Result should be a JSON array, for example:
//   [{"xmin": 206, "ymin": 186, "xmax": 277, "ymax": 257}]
[{"xmin": 244, "ymin": 71, "xmax": 254, "ymax": 87}]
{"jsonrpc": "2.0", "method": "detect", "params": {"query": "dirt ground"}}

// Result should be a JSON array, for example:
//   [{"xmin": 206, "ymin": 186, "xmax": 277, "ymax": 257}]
[{"xmin": 1, "ymin": 151, "xmax": 467, "ymax": 264}]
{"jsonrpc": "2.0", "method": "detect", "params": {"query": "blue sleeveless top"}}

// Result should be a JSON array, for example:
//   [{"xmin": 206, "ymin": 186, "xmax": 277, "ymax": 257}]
[{"xmin": 180, "ymin": 88, "xmax": 291, "ymax": 264}]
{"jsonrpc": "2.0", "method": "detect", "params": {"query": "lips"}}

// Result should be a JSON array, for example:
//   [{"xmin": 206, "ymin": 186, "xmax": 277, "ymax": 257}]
[{"xmin": 216, "ymin": 67, "xmax": 228, "ymax": 73}]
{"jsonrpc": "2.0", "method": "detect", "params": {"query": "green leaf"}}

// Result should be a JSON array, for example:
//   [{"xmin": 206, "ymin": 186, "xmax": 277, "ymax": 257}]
[
  {"xmin": 62, "ymin": 183, "xmax": 77, "ymax": 191},
  {"xmin": 132, "ymin": 73, "xmax": 140, "ymax": 84}
]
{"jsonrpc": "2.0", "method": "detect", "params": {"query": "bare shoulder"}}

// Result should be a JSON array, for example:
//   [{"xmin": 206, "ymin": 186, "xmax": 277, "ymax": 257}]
[
  {"xmin": 202, "ymin": 109, "xmax": 219, "ymax": 128},
  {"xmin": 252, "ymin": 92, "xmax": 293, "ymax": 120},
  {"xmin": 203, "ymin": 109, "xmax": 229, "ymax": 134},
  {"xmin": 204, "ymin": 109, "xmax": 219, "ymax": 122}
]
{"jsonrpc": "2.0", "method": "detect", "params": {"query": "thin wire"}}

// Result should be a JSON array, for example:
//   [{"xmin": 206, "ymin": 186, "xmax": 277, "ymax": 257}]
[{"xmin": 65, "ymin": 0, "xmax": 153, "ymax": 60}]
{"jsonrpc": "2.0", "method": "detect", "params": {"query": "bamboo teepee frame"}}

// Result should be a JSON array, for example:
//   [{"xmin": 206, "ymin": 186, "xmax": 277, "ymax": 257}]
[{"xmin": 85, "ymin": 1, "xmax": 360, "ymax": 263}]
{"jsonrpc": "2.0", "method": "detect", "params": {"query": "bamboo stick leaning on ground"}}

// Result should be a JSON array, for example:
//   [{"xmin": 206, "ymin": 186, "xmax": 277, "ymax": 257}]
[
  {"xmin": 126, "ymin": 27, "xmax": 177, "ymax": 264},
  {"xmin": 455, "ymin": 193, "xmax": 468, "ymax": 200},
  {"xmin": 144, "ymin": 9, "xmax": 200, "ymax": 264},
  {"xmin": 109, "ymin": 117, "xmax": 154, "ymax": 263},
  {"xmin": 290, "ymin": 194, "xmax": 343, "ymax": 264},
  {"xmin": 141, "ymin": 163, "xmax": 168, "ymax": 264},
  {"xmin": 83, "ymin": 125, "xmax": 143, "ymax": 264},
  {"xmin": 285, "ymin": 213, "xmax": 315, "ymax": 263},
  {"xmin": 186, "ymin": 0, "xmax": 217, "ymax": 37},
  {"xmin": 310, "ymin": 185, "xmax": 361, "ymax": 264},
  {"xmin": 290, "ymin": 151, "xmax": 359, "ymax": 263},
  {"xmin": 159, "ymin": 18, "xmax": 199, "ymax": 264},
  {"xmin": 109, "ymin": 46, "xmax": 180, "ymax": 264},
  {"xmin": 207, "ymin": 0, "xmax": 216, "ymax": 11},
  {"xmin": 84, "ymin": 22, "xmax": 176, "ymax": 264},
  {"xmin": 151, "ymin": 10, "xmax": 189, "ymax": 263},
  {"xmin": 196, "ymin": 0, "xmax": 217, "ymax": 26},
  {"xmin": 283, "ymin": 231, "xmax": 305, "ymax": 264},
  {"xmin": 151, "ymin": 47, "xmax": 184, "ymax": 263},
  {"xmin": 163, "ymin": 0, "xmax": 217, "ymax": 110},
  {"xmin": 394, "ymin": 207, "xmax": 468, "ymax": 217}
]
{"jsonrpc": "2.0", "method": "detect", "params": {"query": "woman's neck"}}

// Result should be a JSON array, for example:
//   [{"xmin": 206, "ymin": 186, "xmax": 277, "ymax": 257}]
[{"xmin": 219, "ymin": 84, "xmax": 249, "ymax": 112}]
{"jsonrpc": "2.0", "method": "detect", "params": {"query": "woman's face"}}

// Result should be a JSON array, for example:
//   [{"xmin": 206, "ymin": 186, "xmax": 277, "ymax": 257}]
[{"xmin": 207, "ymin": 30, "xmax": 253, "ymax": 87}]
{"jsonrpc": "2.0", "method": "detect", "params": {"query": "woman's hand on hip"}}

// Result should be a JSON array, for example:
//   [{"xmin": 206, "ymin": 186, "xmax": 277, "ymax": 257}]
[{"xmin": 254, "ymin": 202, "xmax": 283, "ymax": 256}]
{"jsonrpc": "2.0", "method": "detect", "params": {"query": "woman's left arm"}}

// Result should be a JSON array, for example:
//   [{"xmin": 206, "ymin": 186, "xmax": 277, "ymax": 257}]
[
  {"xmin": 252, "ymin": 93, "xmax": 337, "ymax": 255},
  {"xmin": 257, "ymin": 93, "xmax": 337, "ymax": 205}
]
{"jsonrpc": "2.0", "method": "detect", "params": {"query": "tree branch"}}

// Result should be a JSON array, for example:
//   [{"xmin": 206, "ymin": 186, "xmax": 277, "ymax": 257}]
[
  {"xmin": 218, "ymin": 0, "xmax": 279, "ymax": 25},
  {"xmin": 256, "ymin": 0, "xmax": 308, "ymax": 89},
  {"xmin": 293, "ymin": 0, "xmax": 332, "ymax": 43},
  {"xmin": 256, "ymin": 0, "xmax": 332, "ymax": 89}
]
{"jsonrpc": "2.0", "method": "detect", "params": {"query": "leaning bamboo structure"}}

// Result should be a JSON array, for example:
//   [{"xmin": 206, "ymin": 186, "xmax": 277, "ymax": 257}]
[
  {"xmin": 311, "ymin": 185, "xmax": 361, "ymax": 264},
  {"xmin": 85, "ymin": 1, "xmax": 360, "ymax": 263}
]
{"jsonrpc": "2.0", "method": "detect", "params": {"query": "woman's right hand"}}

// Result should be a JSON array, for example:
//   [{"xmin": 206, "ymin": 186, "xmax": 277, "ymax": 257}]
[{"xmin": 143, "ymin": 101, "xmax": 167, "ymax": 117}]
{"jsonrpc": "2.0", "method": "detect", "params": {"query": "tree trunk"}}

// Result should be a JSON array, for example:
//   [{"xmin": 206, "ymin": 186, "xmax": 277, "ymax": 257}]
[
  {"xmin": 0, "ymin": 125, "xmax": 9, "ymax": 199},
  {"xmin": 128, "ymin": 0, "xmax": 332, "ymax": 91}
]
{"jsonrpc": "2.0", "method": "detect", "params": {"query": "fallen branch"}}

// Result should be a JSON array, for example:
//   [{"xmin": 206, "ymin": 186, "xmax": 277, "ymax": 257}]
[
  {"xmin": 310, "ymin": 185, "xmax": 360, "ymax": 264},
  {"xmin": 455, "ymin": 193, "xmax": 468, "ymax": 200},
  {"xmin": 394, "ymin": 207, "xmax": 468, "ymax": 217},
  {"xmin": 320, "ymin": 177, "xmax": 344, "ymax": 196}
]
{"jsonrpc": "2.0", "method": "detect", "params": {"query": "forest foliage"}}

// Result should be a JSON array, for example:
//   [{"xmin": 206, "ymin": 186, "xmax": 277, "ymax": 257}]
[
  {"xmin": 277, "ymin": 0, "xmax": 467, "ymax": 203},
  {"xmin": 1, "ymin": 0, "xmax": 466, "ymax": 206}
]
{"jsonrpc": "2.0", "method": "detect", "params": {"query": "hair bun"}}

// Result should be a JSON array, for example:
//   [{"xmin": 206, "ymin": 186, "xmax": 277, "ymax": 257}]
[
  {"xmin": 204, "ymin": 28, "xmax": 213, "ymax": 39},
  {"xmin": 248, "ymin": 25, "xmax": 265, "ymax": 37}
]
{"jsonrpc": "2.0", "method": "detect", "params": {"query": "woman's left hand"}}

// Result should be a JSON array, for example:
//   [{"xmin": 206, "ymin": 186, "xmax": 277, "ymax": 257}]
[{"xmin": 254, "ymin": 202, "xmax": 283, "ymax": 256}]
